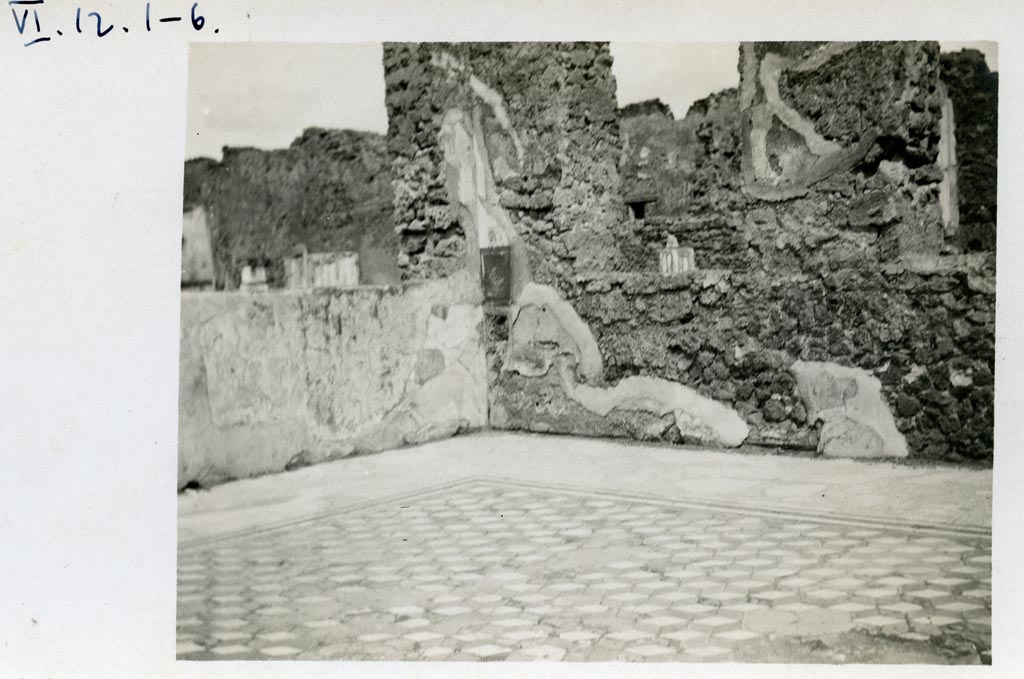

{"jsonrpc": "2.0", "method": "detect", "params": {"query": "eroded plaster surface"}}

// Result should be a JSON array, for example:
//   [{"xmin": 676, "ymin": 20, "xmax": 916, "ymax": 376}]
[
  {"xmin": 439, "ymin": 107, "xmax": 531, "ymax": 298},
  {"xmin": 501, "ymin": 282, "xmax": 748, "ymax": 448},
  {"xmin": 561, "ymin": 369, "xmax": 749, "ymax": 448},
  {"xmin": 790, "ymin": 360, "xmax": 909, "ymax": 459},
  {"xmin": 503, "ymin": 282, "xmax": 602, "ymax": 382},
  {"xmin": 178, "ymin": 274, "xmax": 487, "ymax": 488}
]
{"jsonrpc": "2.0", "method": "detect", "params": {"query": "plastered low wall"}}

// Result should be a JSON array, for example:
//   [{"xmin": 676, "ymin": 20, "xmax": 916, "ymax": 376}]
[{"xmin": 178, "ymin": 274, "xmax": 487, "ymax": 488}]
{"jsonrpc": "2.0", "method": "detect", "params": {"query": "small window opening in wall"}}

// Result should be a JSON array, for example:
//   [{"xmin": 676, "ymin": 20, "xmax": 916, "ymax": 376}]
[{"xmin": 625, "ymin": 193, "xmax": 657, "ymax": 221}]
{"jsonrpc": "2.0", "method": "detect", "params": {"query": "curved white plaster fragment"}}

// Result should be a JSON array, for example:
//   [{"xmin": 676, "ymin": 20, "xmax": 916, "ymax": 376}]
[
  {"xmin": 790, "ymin": 360, "xmax": 909, "ymax": 459},
  {"xmin": 505, "ymin": 282, "xmax": 603, "ymax": 382},
  {"xmin": 431, "ymin": 51, "xmax": 525, "ymax": 164},
  {"xmin": 503, "ymin": 283, "xmax": 748, "ymax": 448},
  {"xmin": 758, "ymin": 53, "xmax": 842, "ymax": 158},
  {"xmin": 468, "ymin": 75, "xmax": 525, "ymax": 164},
  {"xmin": 563, "ymin": 371, "xmax": 749, "ymax": 448}
]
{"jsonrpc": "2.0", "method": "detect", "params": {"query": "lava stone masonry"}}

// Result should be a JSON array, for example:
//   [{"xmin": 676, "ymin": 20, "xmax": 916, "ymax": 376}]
[{"xmin": 384, "ymin": 42, "xmax": 627, "ymax": 296}]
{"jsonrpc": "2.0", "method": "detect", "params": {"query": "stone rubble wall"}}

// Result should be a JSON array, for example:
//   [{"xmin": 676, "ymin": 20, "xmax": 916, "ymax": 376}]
[
  {"xmin": 385, "ymin": 40, "xmax": 994, "ymax": 464},
  {"xmin": 555, "ymin": 262, "xmax": 994, "ymax": 463},
  {"xmin": 178, "ymin": 274, "xmax": 487, "ymax": 488},
  {"xmin": 176, "ymin": 41, "xmax": 997, "ymax": 490},
  {"xmin": 940, "ymin": 49, "xmax": 998, "ymax": 251},
  {"xmin": 183, "ymin": 128, "xmax": 399, "ymax": 290},
  {"xmin": 385, "ymin": 43, "xmax": 760, "ymax": 452},
  {"xmin": 384, "ymin": 42, "xmax": 627, "ymax": 297},
  {"xmin": 602, "ymin": 42, "xmax": 995, "ymax": 463}
]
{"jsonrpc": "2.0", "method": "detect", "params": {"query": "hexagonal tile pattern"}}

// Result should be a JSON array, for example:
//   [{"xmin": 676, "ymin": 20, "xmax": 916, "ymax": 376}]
[{"xmin": 178, "ymin": 479, "xmax": 991, "ymax": 662}]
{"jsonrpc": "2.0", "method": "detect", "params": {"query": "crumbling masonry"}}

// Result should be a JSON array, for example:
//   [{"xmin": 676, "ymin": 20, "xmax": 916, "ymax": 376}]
[
  {"xmin": 184, "ymin": 128, "xmax": 399, "ymax": 290},
  {"xmin": 384, "ymin": 41, "xmax": 996, "ymax": 464}
]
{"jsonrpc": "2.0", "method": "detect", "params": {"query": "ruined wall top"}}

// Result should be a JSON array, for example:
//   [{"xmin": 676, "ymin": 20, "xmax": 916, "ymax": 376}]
[
  {"xmin": 384, "ymin": 42, "xmax": 627, "ymax": 298},
  {"xmin": 736, "ymin": 41, "xmax": 948, "ymax": 259},
  {"xmin": 183, "ymin": 127, "xmax": 398, "ymax": 289},
  {"xmin": 940, "ymin": 49, "xmax": 998, "ymax": 251}
]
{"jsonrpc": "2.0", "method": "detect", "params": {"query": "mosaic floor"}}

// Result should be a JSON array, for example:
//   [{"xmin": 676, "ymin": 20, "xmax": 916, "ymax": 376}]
[{"xmin": 176, "ymin": 478, "xmax": 992, "ymax": 662}]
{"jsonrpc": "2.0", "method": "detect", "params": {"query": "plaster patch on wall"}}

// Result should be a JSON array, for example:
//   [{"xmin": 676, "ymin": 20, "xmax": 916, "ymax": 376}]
[
  {"xmin": 790, "ymin": 360, "xmax": 908, "ymax": 459},
  {"xmin": 468, "ymin": 75, "xmax": 526, "ymax": 164},
  {"xmin": 346, "ymin": 277, "xmax": 488, "ymax": 454},
  {"xmin": 198, "ymin": 300, "xmax": 305, "ymax": 426},
  {"xmin": 741, "ymin": 43, "xmax": 884, "ymax": 200},
  {"xmin": 937, "ymin": 86, "xmax": 960, "ymax": 237},
  {"xmin": 559, "ymin": 365, "xmax": 749, "ymax": 448},
  {"xmin": 182, "ymin": 206, "xmax": 215, "ymax": 286},
  {"xmin": 431, "ymin": 51, "xmax": 525, "ymax": 164},
  {"xmin": 503, "ymin": 282, "xmax": 603, "ymax": 382},
  {"xmin": 439, "ymin": 108, "xmax": 531, "ymax": 297}
]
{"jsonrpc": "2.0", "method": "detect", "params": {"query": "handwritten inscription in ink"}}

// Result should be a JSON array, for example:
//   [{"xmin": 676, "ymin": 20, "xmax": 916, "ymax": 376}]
[{"xmin": 9, "ymin": 1, "xmax": 218, "ymax": 47}]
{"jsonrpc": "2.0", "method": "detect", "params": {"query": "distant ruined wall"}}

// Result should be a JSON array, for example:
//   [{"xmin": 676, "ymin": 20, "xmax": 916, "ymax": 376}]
[
  {"xmin": 618, "ymin": 89, "xmax": 745, "ymax": 270},
  {"xmin": 178, "ymin": 275, "xmax": 487, "ymax": 488},
  {"xmin": 384, "ymin": 42, "xmax": 627, "ymax": 297},
  {"xmin": 183, "ymin": 128, "xmax": 399, "ymax": 290},
  {"xmin": 618, "ymin": 90, "xmax": 742, "ymax": 221}
]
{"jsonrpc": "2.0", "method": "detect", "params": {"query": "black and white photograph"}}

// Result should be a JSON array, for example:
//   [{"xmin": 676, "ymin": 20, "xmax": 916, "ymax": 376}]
[
  {"xmin": 8, "ymin": 2, "xmax": 1024, "ymax": 677},
  {"xmin": 175, "ymin": 40, "xmax": 997, "ymax": 664}
]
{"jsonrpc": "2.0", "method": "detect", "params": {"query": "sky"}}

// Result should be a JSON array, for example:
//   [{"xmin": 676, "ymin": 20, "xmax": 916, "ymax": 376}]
[
  {"xmin": 185, "ymin": 41, "xmax": 998, "ymax": 161},
  {"xmin": 186, "ymin": 43, "xmax": 388, "ymax": 160}
]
